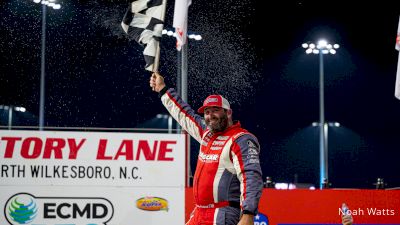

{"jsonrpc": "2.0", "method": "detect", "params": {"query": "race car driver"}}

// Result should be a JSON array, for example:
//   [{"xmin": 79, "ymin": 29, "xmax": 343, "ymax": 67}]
[{"xmin": 150, "ymin": 72, "xmax": 263, "ymax": 225}]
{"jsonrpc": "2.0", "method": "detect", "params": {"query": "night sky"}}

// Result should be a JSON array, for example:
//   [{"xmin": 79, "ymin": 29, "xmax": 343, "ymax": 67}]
[{"xmin": 1, "ymin": 0, "xmax": 400, "ymax": 188}]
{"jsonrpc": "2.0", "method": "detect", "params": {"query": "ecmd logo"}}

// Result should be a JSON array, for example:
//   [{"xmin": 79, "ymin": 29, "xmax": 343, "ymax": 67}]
[
  {"xmin": 6, "ymin": 193, "xmax": 38, "ymax": 224},
  {"xmin": 254, "ymin": 212, "xmax": 268, "ymax": 225},
  {"xmin": 4, "ymin": 193, "xmax": 114, "ymax": 225}
]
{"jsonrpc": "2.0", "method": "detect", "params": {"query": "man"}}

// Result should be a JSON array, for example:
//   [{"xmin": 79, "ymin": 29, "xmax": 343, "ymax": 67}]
[{"xmin": 149, "ymin": 73, "xmax": 263, "ymax": 225}]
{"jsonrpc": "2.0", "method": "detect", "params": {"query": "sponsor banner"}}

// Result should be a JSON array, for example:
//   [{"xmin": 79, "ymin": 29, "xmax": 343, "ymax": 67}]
[
  {"xmin": 185, "ymin": 188, "xmax": 400, "ymax": 224},
  {"xmin": 1, "ymin": 130, "xmax": 185, "ymax": 225},
  {"xmin": 258, "ymin": 189, "xmax": 400, "ymax": 225},
  {"xmin": 1, "ymin": 186, "xmax": 184, "ymax": 225},
  {"xmin": 0, "ymin": 130, "xmax": 185, "ymax": 187}
]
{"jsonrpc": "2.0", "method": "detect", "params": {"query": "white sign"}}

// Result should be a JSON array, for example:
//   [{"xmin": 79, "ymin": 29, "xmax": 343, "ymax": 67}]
[{"xmin": 0, "ymin": 130, "xmax": 185, "ymax": 225}]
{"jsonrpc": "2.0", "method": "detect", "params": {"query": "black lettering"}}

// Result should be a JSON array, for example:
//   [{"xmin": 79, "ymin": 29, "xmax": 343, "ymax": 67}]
[
  {"xmin": 57, "ymin": 203, "xmax": 71, "ymax": 219},
  {"xmin": 43, "ymin": 203, "xmax": 56, "ymax": 218},
  {"xmin": 1, "ymin": 165, "xmax": 8, "ymax": 177},
  {"xmin": 104, "ymin": 166, "xmax": 111, "ymax": 178},
  {"xmin": 87, "ymin": 166, "xmax": 94, "ymax": 178},
  {"xmin": 45, "ymin": 165, "xmax": 51, "ymax": 178},
  {"xmin": 73, "ymin": 203, "xmax": 90, "ymax": 218},
  {"xmin": 31, "ymin": 165, "xmax": 40, "ymax": 177},
  {"xmin": 92, "ymin": 203, "xmax": 108, "ymax": 218},
  {"xmin": 62, "ymin": 165, "xmax": 68, "ymax": 178},
  {"xmin": 54, "ymin": 165, "xmax": 60, "ymax": 177},
  {"xmin": 1, "ymin": 165, "xmax": 25, "ymax": 178},
  {"xmin": 78, "ymin": 166, "xmax": 85, "ymax": 178},
  {"xmin": 70, "ymin": 166, "xmax": 77, "ymax": 178},
  {"xmin": 131, "ymin": 167, "xmax": 138, "ymax": 179},
  {"xmin": 16, "ymin": 165, "xmax": 25, "ymax": 177},
  {"xmin": 120, "ymin": 167, "xmax": 127, "ymax": 178},
  {"xmin": 96, "ymin": 166, "xmax": 102, "ymax": 178}
]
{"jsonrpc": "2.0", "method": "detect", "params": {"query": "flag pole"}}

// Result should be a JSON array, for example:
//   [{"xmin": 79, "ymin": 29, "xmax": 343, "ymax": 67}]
[
  {"xmin": 176, "ymin": 48, "xmax": 182, "ymax": 133},
  {"xmin": 395, "ymin": 50, "xmax": 400, "ymax": 99},
  {"xmin": 395, "ymin": 15, "xmax": 400, "ymax": 100},
  {"xmin": 153, "ymin": 43, "xmax": 161, "ymax": 72},
  {"xmin": 181, "ymin": 37, "xmax": 188, "ymax": 102},
  {"xmin": 153, "ymin": 0, "xmax": 167, "ymax": 73},
  {"xmin": 181, "ymin": 33, "xmax": 191, "ymax": 187},
  {"xmin": 173, "ymin": 0, "xmax": 192, "ymax": 186}
]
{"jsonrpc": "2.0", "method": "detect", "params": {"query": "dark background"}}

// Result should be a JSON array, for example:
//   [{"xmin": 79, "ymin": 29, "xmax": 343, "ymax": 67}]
[{"xmin": 1, "ymin": 0, "xmax": 399, "ymax": 188}]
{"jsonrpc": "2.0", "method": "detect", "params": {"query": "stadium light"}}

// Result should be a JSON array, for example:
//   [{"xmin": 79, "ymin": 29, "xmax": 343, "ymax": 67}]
[
  {"xmin": 0, "ymin": 105, "xmax": 27, "ymax": 130},
  {"xmin": 302, "ymin": 39, "xmax": 340, "ymax": 189},
  {"xmin": 31, "ymin": 0, "xmax": 61, "ymax": 9},
  {"xmin": 162, "ymin": 29, "xmax": 202, "ymax": 41},
  {"xmin": 312, "ymin": 122, "xmax": 341, "ymax": 127}
]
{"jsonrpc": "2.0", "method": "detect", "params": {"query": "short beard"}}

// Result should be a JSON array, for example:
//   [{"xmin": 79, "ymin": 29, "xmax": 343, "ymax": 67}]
[{"xmin": 206, "ymin": 113, "xmax": 228, "ymax": 133}]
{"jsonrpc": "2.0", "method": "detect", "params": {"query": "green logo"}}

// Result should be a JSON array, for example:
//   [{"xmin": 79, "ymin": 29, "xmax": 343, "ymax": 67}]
[{"xmin": 7, "ymin": 195, "xmax": 37, "ymax": 224}]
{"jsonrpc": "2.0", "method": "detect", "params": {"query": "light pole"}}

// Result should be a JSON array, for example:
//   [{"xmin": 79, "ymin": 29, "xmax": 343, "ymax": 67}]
[
  {"xmin": 162, "ymin": 29, "xmax": 202, "ymax": 187},
  {"xmin": 31, "ymin": 0, "xmax": 61, "ymax": 130},
  {"xmin": 161, "ymin": 29, "xmax": 202, "ymax": 134},
  {"xmin": 303, "ymin": 40, "xmax": 339, "ymax": 189},
  {"xmin": 0, "ymin": 105, "xmax": 26, "ymax": 130},
  {"xmin": 311, "ymin": 121, "xmax": 341, "ymax": 188}
]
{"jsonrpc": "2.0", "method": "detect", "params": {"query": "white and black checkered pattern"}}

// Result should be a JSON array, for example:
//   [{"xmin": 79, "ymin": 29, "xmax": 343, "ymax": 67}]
[{"xmin": 121, "ymin": 0, "xmax": 166, "ymax": 71}]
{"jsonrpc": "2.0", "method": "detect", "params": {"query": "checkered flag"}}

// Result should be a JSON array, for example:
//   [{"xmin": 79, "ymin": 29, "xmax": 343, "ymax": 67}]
[{"xmin": 121, "ymin": 0, "xmax": 167, "ymax": 72}]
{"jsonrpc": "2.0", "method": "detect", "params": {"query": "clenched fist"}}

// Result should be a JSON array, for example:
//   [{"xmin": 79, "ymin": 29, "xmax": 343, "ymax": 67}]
[{"xmin": 149, "ymin": 72, "xmax": 166, "ymax": 93}]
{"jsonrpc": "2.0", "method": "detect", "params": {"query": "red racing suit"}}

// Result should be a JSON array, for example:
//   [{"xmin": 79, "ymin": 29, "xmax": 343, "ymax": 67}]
[{"xmin": 160, "ymin": 88, "xmax": 263, "ymax": 225}]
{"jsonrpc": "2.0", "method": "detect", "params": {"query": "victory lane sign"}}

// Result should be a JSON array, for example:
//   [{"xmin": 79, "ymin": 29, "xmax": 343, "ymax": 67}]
[{"xmin": 0, "ymin": 130, "xmax": 185, "ymax": 187}]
